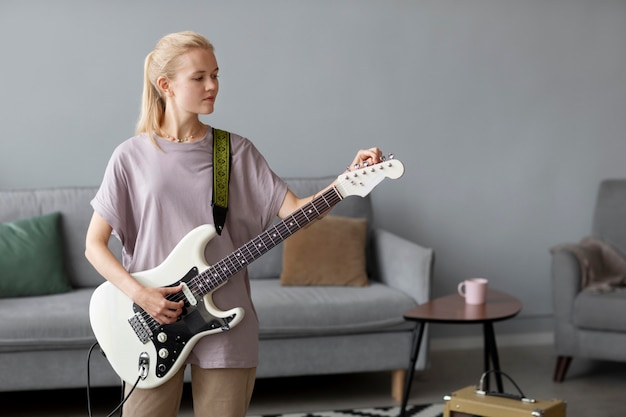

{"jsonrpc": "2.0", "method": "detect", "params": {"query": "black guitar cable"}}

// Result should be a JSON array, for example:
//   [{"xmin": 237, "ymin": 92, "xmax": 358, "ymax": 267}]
[{"xmin": 87, "ymin": 342, "xmax": 142, "ymax": 417}]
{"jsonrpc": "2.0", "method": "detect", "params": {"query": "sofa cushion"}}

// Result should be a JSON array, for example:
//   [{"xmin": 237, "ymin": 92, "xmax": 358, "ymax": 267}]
[
  {"xmin": 0, "ymin": 212, "xmax": 72, "ymax": 298},
  {"xmin": 247, "ymin": 176, "xmax": 374, "ymax": 280},
  {"xmin": 0, "ymin": 187, "xmax": 122, "ymax": 289},
  {"xmin": 280, "ymin": 215, "xmax": 368, "ymax": 287},
  {"xmin": 0, "ymin": 281, "xmax": 418, "ymax": 350},
  {"xmin": 251, "ymin": 280, "xmax": 416, "ymax": 338},
  {"xmin": 572, "ymin": 288, "xmax": 626, "ymax": 332},
  {"xmin": 0, "ymin": 288, "xmax": 95, "ymax": 352}
]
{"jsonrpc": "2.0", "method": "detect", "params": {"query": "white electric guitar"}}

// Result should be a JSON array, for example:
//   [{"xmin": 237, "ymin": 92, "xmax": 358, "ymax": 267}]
[{"xmin": 89, "ymin": 157, "xmax": 404, "ymax": 389}]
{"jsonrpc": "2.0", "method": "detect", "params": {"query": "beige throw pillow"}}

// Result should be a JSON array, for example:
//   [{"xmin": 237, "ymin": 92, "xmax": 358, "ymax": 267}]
[{"xmin": 280, "ymin": 215, "xmax": 369, "ymax": 286}]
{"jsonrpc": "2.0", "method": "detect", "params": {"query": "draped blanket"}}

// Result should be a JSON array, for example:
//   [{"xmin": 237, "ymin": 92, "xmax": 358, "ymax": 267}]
[{"xmin": 550, "ymin": 237, "xmax": 626, "ymax": 292}]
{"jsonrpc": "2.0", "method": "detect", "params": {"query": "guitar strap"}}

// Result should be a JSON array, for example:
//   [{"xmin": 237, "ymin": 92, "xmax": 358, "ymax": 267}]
[{"xmin": 212, "ymin": 128, "xmax": 230, "ymax": 236}]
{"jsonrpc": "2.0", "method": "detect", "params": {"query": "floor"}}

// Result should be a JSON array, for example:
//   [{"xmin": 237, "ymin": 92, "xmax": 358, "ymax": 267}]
[{"xmin": 3, "ymin": 343, "xmax": 625, "ymax": 417}]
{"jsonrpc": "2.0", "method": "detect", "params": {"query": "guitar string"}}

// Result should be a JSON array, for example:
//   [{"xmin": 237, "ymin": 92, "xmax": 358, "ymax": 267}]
[
  {"xmin": 185, "ymin": 186, "xmax": 339, "ymax": 300},
  {"xmin": 135, "ymin": 161, "xmax": 393, "ymax": 329},
  {"xmin": 195, "ymin": 188, "xmax": 334, "ymax": 286},
  {"xmin": 137, "ymin": 188, "xmax": 338, "ymax": 328},
  {"xmin": 134, "ymin": 162, "xmax": 389, "ymax": 329},
  {"xmin": 134, "ymin": 189, "xmax": 338, "ymax": 331}
]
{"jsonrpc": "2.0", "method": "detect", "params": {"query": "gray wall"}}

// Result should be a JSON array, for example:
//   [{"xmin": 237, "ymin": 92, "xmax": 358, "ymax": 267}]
[{"xmin": 2, "ymin": 0, "xmax": 626, "ymax": 338}]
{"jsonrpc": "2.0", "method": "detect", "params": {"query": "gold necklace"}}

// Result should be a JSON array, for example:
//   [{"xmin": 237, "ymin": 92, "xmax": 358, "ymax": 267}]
[
  {"xmin": 167, "ymin": 134, "xmax": 194, "ymax": 143},
  {"xmin": 163, "ymin": 125, "xmax": 206, "ymax": 143}
]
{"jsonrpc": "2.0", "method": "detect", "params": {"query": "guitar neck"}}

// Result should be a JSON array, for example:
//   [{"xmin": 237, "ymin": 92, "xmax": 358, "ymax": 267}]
[{"xmin": 195, "ymin": 186, "xmax": 342, "ymax": 294}]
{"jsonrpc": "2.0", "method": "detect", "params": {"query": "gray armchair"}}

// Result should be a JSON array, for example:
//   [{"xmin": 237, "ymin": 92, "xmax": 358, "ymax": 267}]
[{"xmin": 551, "ymin": 179, "xmax": 626, "ymax": 382}]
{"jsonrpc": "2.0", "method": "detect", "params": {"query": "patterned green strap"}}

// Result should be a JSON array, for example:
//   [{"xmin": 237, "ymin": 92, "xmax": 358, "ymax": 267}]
[{"xmin": 212, "ymin": 128, "xmax": 230, "ymax": 235}]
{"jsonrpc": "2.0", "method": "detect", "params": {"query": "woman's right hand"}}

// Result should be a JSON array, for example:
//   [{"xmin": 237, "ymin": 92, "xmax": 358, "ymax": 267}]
[
  {"xmin": 134, "ymin": 284, "xmax": 185, "ymax": 325},
  {"xmin": 86, "ymin": 211, "xmax": 185, "ymax": 325}
]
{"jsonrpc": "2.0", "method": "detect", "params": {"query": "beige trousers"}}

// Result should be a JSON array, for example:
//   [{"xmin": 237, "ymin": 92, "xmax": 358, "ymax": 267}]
[{"xmin": 122, "ymin": 366, "xmax": 256, "ymax": 417}]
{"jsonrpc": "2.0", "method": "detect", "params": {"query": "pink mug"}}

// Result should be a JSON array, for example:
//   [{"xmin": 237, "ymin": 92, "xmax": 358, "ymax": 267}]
[{"xmin": 458, "ymin": 278, "xmax": 488, "ymax": 305}]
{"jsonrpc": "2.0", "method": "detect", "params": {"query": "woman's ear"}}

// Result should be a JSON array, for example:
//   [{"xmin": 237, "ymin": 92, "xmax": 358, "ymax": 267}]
[{"xmin": 156, "ymin": 76, "xmax": 172, "ymax": 97}]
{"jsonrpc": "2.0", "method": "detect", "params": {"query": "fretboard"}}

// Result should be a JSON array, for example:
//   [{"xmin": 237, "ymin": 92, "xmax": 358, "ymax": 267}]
[{"xmin": 190, "ymin": 186, "xmax": 342, "ymax": 296}]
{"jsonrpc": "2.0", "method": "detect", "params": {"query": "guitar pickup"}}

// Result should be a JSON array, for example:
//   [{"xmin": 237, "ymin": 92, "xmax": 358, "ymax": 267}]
[{"xmin": 180, "ymin": 282, "xmax": 197, "ymax": 306}]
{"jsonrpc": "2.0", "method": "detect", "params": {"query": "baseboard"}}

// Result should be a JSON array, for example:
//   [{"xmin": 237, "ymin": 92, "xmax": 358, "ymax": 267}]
[{"xmin": 431, "ymin": 331, "xmax": 554, "ymax": 351}]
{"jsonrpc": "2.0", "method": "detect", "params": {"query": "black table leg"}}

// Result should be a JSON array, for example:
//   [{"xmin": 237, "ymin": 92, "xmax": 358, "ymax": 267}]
[
  {"xmin": 483, "ymin": 322, "xmax": 503, "ymax": 392},
  {"xmin": 399, "ymin": 322, "xmax": 425, "ymax": 417}
]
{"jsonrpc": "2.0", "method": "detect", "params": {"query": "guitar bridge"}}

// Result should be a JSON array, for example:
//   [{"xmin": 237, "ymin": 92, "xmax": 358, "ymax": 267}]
[{"xmin": 129, "ymin": 313, "xmax": 153, "ymax": 344}]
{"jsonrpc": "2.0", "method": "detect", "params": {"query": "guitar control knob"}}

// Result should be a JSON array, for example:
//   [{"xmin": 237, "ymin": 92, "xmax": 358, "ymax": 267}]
[
  {"xmin": 159, "ymin": 348, "xmax": 169, "ymax": 359},
  {"xmin": 157, "ymin": 332, "xmax": 167, "ymax": 343},
  {"xmin": 158, "ymin": 364, "xmax": 167, "ymax": 373}
]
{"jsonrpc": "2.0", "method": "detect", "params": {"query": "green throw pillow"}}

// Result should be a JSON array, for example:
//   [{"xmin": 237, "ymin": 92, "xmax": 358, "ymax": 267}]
[{"xmin": 0, "ymin": 212, "xmax": 72, "ymax": 297}]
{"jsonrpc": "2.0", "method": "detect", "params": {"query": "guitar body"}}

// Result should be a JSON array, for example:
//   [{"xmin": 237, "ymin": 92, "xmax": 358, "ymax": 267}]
[{"xmin": 89, "ymin": 224, "xmax": 245, "ymax": 389}]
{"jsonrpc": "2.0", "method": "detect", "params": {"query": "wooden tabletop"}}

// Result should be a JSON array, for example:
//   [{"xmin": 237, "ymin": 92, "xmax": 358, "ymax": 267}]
[{"xmin": 403, "ymin": 289, "xmax": 522, "ymax": 324}]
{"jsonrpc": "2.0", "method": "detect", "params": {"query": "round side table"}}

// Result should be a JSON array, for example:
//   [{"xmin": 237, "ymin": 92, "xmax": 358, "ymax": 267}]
[{"xmin": 399, "ymin": 289, "xmax": 522, "ymax": 417}]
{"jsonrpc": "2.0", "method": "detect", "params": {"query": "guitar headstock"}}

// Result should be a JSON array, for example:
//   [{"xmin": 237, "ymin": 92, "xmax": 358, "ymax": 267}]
[{"xmin": 334, "ymin": 156, "xmax": 404, "ymax": 198}]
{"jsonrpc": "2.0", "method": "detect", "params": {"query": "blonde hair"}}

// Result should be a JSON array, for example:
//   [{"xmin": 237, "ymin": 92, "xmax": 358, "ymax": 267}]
[{"xmin": 136, "ymin": 31, "xmax": 214, "ymax": 138}]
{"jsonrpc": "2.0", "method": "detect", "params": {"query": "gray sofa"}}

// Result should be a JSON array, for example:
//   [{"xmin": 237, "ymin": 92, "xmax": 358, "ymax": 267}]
[
  {"xmin": 551, "ymin": 178, "xmax": 626, "ymax": 382},
  {"xmin": 0, "ymin": 176, "xmax": 433, "ymax": 401}
]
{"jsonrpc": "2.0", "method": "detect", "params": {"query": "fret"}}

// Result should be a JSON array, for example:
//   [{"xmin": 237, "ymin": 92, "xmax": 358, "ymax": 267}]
[
  {"xmin": 242, "ymin": 243, "xmax": 257, "ymax": 264},
  {"xmin": 205, "ymin": 267, "xmax": 221, "ymax": 287},
  {"xmin": 292, "ymin": 215, "xmax": 306, "ymax": 227},
  {"xmin": 300, "ymin": 208, "xmax": 313, "ymax": 222},
  {"xmin": 308, "ymin": 189, "xmax": 337, "ymax": 219},
  {"xmin": 267, "ymin": 228, "xmax": 280, "ymax": 244},
  {"xmin": 218, "ymin": 259, "xmax": 234, "ymax": 276},
  {"xmin": 246, "ymin": 238, "xmax": 263, "ymax": 257},
  {"xmin": 264, "ymin": 229, "xmax": 278, "ymax": 246},
  {"xmin": 212, "ymin": 263, "xmax": 224, "ymax": 279},
  {"xmin": 252, "ymin": 236, "xmax": 268, "ymax": 254},
  {"xmin": 196, "ymin": 279, "xmax": 207, "ymax": 294},
  {"xmin": 274, "ymin": 221, "xmax": 291, "ymax": 238},
  {"xmin": 293, "ymin": 213, "xmax": 304, "ymax": 226},
  {"xmin": 259, "ymin": 231, "xmax": 275, "ymax": 248},
  {"xmin": 284, "ymin": 217, "xmax": 300, "ymax": 234},
  {"xmin": 224, "ymin": 253, "xmax": 239, "ymax": 273},
  {"xmin": 209, "ymin": 268, "xmax": 223, "ymax": 285},
  {"xmin": 207, "ymin": 266, "xmax": 219, "ymax": 282},
  {"xmin": 270, "ymin": 226, "xmax": 285, "ymax": 241},
  {"xmin": 233, "ymin": 251, "xmax": 248, "ymax": 267},
  {"xmin": 297, "ymin": 206, "xmax": 314, "ymax": 222},
  {"xmin": 194, "ymin": 272, "xmax": 208, "ymax": 294}
]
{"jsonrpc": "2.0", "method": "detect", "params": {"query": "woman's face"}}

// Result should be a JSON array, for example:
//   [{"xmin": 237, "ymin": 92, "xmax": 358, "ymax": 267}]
[{"xmin": 166, "ymin": 48, "xmax": 219, "ymax": 116}]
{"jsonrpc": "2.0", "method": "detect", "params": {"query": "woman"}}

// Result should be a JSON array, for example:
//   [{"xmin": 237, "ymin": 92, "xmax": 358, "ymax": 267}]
[{"xmin": 85, "ymin": 31, "xmax": 382, "ymax": 417}]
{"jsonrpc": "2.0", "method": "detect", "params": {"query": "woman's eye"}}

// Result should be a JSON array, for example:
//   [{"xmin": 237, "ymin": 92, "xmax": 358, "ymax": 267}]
[{"xmin": 193, "ymin": 77, "xmax": 204, "ymax": 81}]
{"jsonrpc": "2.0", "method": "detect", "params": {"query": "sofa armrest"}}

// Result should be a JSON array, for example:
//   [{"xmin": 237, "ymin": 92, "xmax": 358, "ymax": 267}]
[
  {"xmin": 551, "ymin": 246, "xmax": 587, "ymax": 357},
  {"xmin": 372, "ymin": 228, "xmax": 433, "ymax": 304},
  {"xmin": 551, "ymin": 247, "xmax": 584, "ymax": 324}
]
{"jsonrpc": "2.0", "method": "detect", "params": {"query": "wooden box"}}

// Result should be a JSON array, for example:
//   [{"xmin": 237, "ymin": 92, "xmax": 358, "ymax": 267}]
[{"xmin": 443, "ymin": 385, "xmax": 566, "ymax": 417}]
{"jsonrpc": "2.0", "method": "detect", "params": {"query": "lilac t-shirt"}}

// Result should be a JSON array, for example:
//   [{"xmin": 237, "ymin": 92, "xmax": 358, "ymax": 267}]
[{"xmin": 91, "ymin": 129, "xmax": 288, "ymax": 369}]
